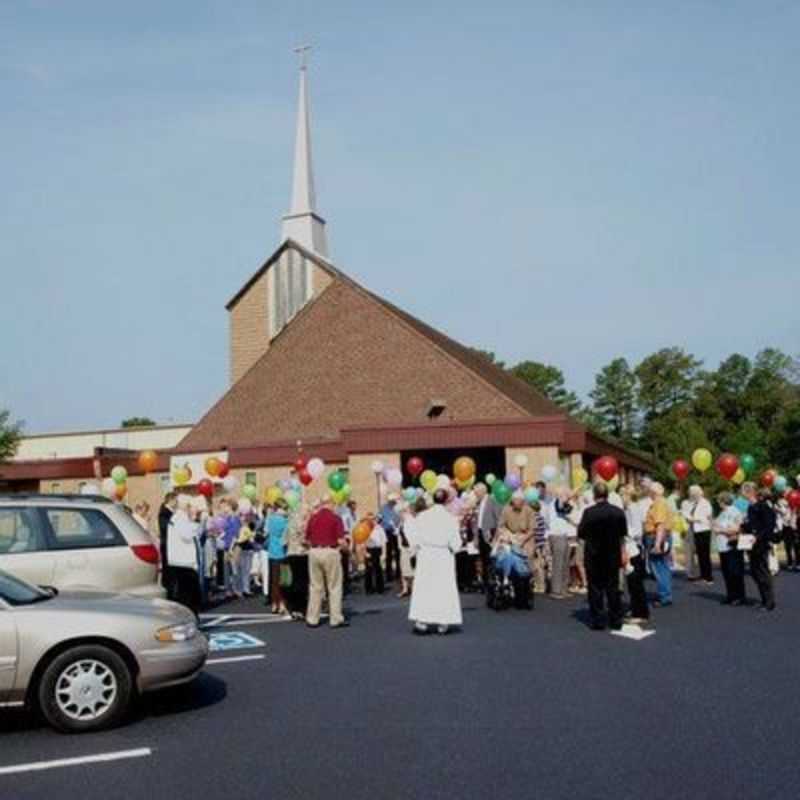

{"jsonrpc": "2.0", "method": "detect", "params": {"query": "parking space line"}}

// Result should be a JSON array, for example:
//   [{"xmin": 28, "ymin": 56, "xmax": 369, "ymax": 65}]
[
  {"xmin": 0, "ymin": 747, "xmax": 151, "ymax": 776},
  {"xmin": 206, "ymin": 654, "xmax": 266, "ymax": 665}
]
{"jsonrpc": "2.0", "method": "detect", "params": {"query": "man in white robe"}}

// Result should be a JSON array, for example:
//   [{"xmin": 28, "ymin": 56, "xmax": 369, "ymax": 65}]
[{"xmin": 406, "ymin": 490, "xmax": 463, "ymax": 634}]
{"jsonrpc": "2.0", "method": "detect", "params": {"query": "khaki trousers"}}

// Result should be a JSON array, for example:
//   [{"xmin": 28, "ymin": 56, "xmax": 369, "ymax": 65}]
[{"xmin": 306, "ymin": 548, "xmax": 344, "ymax": 626}]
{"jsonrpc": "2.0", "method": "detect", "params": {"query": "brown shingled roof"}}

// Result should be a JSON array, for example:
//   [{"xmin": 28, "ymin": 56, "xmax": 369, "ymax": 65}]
[{"xmin": 179, "ymin": 240, "xmax": 566, "ymax": 452}]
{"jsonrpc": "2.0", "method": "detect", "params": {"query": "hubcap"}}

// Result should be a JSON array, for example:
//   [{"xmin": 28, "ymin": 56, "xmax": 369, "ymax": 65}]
[{"xmin": 55, "ymin": 659, "xmax": 118, "ymax": 722}]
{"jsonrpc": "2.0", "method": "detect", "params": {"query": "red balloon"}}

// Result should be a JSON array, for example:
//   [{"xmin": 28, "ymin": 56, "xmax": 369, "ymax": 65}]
[
  {"xmin": 761, "ymin": 469, "xmax": 777, "ymax": 488},
  {"xmin": 197, "ymin": 478, "xmax": 214, "ymax": 498},
  {"xmin": 299, "ymin": 469, "xmax": 313, "ymax": 486},
  {"xmin": 294, "ymin": 456, "xmax": 308, "ymax": 472},
  {"xmin": 788, "ymin": 490, "xmax": 800, "ymax": 511},
  {"xmin": 715, "ymin": 453, "xmax": 739, "ymax": 481},
  {"xmin": 595, "ymin": 456, "xmax": 618, "ymax": 482},
  {"xmin": 217, "ymin": 461, "xmax": 230, "ymax": 479},
  {"xmin": 672, "ymin": 459, "xmax": 690, "ymax": 481},
  {"xmin": 406, "ymin": 456, "xmax": 425, "ymax": 477}
]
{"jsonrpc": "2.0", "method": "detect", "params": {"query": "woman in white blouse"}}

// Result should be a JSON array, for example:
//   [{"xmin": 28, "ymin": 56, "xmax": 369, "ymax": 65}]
[{"xmin": 686, "ymin": 485, "xmax": 714, "ymax": 584}]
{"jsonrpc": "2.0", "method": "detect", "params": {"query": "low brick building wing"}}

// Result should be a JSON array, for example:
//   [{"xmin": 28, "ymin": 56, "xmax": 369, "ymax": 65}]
[{"xmin": 179, "ymin": 239, "xmax": 565, "ymax": 452}]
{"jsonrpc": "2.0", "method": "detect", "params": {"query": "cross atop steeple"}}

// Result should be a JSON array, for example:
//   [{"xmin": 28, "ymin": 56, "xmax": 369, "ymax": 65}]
[{"xmin": 281, "ymin": 45, "xmax": 329, "ymax": 257}]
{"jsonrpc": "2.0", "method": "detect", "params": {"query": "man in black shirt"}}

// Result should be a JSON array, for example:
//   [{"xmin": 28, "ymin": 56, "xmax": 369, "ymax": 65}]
[
  {"xmin": 744, "ymin": 488, "xmax": 777, "ymax": 611},
  {"xmin": 578, "ymin": 482, "xmax": 627, "ymax": 631}
]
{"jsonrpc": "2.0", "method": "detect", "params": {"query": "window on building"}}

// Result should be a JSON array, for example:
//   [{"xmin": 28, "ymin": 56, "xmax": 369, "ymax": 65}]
[
  {"xmin": 159, "ymin": 474, "xmax": 171, "ymax": 494},
  {"xmin": 270, "ymin": 249, "xmax": 310, "ymax": 338},
  {"xmin": 44, "ymin": 508, "xmax": 125, "ymax": 550},
  {"xmin": 50, "ymin": 482, "xmax": 61, "ymax": 494},
  {"xmin": 245, "ymin": 472, "xmax": 257, "ymax": 486}
]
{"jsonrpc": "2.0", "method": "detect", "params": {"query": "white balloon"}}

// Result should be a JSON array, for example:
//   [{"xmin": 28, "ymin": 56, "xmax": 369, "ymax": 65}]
[
  {"xmin": 541, "ymin": 465, "xmax": 558, "ymax": 483},
  {"xmin": 436, "ymin": 474, "xmax": 451, "ymax": 490},
  {"xmin": 514, "ymin": 454, "xmax": 529, "ymax": 468},
  {"xmin": 386, "ymin": 468, "xmax": 403, "ymax": 487},
  {"xmin": 371, "ymin": 460, "xmax": 385, "ymax": 475},
  {"xmin": 307, "ymin": 458, "xmax": 325, "ymax": 479},
  {"xmin": 222, "ymin": 475, "xmax": 239, "ymax": 492},
  {"xmin": 237, "ymin": 497, "xmax": 252, "ymax": 514},
  {"xmin": 101, "ymin": 478, "xmax": 116, "ymax": 498},
  {"xmin": 81, "ymin": 483, "xmax": 100, "ymax": 495}
]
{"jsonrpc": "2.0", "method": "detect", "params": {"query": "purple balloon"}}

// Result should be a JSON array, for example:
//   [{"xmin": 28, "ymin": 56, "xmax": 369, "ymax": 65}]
[{"xmin": 504, "ymin": 474, "xmax": 521, "ymax": 490}]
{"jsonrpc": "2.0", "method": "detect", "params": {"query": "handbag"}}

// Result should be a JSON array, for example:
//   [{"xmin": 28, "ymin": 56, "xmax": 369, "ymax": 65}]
[{"xmin": 279, "ymin": 562, "xmax": 293, "ymax": 588}]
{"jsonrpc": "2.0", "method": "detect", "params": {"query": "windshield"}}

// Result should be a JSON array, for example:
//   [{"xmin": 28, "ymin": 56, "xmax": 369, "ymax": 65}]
[{"xmin": 0, "ymin": 569, "xmax": 53, "ymax": 606}]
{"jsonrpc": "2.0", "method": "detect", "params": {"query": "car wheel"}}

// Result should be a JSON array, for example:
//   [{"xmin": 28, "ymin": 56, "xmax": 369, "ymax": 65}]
[{"xmin": 37, "ymin": 645, "xmax": 133, "ymax": 733}]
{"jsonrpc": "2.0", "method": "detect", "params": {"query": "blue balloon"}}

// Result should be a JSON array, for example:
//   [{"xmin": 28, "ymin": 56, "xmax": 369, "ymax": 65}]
[
  {"xmin": 524, "ymin": 487, "xmax": 539, "ymax": 504},
  {"xmin": 504, "ymin": 474, "xmax": 521, "ymax": 491}
]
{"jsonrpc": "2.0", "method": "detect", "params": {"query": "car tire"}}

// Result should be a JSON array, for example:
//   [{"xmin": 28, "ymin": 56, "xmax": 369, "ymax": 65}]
[{"xmin": 37, "ymin": 645, "xmax": 133, "ymax": 733}]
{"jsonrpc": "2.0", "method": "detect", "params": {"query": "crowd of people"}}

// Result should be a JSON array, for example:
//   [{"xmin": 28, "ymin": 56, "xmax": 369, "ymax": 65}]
[{"xmin": 139, "ymin": 472, "xmax": 797, "ymax": 633}]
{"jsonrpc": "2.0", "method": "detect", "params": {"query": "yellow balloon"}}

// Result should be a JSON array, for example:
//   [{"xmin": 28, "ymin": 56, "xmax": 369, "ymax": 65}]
[
  {"xmin": 420, "ymin": 469, "xmax": 437, "ymax": 492},
  {"xmin": 692, "ymin": 448, "xmax": 712, "ymax": 473},
  {"xmin": 264, "ymin": 486, "xmax": 283, "ymax": 505},
  {"xmin": 731, "ymin": 467, "xmax": 745, "ymax": 485},
  {"xmin": 571, "ymin": 467, "xmax": 588, "ymax": 490},
  {"xmin": 606, "ymin": 475, "xmax": 620, "ymax": 491}
]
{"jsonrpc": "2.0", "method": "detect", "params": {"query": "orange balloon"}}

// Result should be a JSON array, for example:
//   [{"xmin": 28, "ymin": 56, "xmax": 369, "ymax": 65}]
[
  {"xmin": 352, "ymin": 520, "xmax": 374, "ymax": 545},
  {"xmin": 138, "ymin": 450, "xmax": 158, "ymax": 473},
  {"xmin": 204, "ymin": 457, "xmax": 221, "ymax": 477},
  {"xmin": 114, "ymin": 483, "xmax": 127, "ymax": 501},
  {"xmin": 453, "ymin": 456, "xmax": 476, "ymax": 483}
]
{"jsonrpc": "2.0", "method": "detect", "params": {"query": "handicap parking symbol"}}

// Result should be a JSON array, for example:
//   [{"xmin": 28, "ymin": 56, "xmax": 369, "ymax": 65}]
[{"xmin": 208, "ymin": 631, "xmax": 266, "ymax": 653}]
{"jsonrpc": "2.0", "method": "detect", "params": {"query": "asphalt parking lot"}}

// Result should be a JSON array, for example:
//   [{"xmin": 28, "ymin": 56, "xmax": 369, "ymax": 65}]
[{"xmin": 2, "ymin": 570, "xmax": 800, "ymax": 800}]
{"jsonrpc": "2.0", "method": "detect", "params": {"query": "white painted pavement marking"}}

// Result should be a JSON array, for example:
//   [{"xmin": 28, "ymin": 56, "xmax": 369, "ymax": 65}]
[
  {"xmin": 207, "ymin": 631, "xmax": 266, "ymax": 652},
  {"xmin": 0, "ymin": 748, "xmax": 151, "ymax": 777},
  {"xmin": 199, "ymin": 612, "xmax": 291, "ymax": 630},
  {"xmin": 206, "ymin": 654, "xmax": 266, "ymax": 665},
  {"xmin": 610, "ymin": 624, "xmax": 656, "ymax": 641}
]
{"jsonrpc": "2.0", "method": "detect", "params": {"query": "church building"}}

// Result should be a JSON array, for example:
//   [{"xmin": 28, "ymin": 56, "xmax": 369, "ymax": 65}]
[{"xmin": 1, "ymin": 58, "xmax": 649, "ymax": 509}]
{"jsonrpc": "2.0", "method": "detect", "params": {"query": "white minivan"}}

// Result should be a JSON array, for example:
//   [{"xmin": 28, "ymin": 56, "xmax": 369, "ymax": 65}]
[{"xmin": 0, "ymin": 494, "xmax": 164, "ymax": 597}]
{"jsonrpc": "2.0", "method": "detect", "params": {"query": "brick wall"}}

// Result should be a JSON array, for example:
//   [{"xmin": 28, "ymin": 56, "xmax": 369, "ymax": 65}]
[
  {"xmin": 504, "ymin": 446, "xmax": 561, "ymax": 486},
  {"xmin": 348, "ymin": 452, "xmax": 400, "ymax": 515},
  {"xmin": 229, "ymin": 269, "xmax": 270, "ymax": 385}
]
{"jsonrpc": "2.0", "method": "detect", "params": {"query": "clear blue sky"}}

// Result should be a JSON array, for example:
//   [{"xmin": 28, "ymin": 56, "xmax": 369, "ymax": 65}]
[{"xmin": 2, "ymin": 1, "xmax": 798, "ymax": 433}]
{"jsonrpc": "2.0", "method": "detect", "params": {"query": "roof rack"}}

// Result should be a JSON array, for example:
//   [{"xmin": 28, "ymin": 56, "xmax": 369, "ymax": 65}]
[{"xmin": 0, "ymin": 493, "xmax": 113, "ymax": 504}]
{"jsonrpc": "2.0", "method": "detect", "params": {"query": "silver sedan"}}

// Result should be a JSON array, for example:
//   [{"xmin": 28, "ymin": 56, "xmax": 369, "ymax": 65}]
[{"xmin": 0, "ymin": 569, "xmax": 208, "ymax": 733}]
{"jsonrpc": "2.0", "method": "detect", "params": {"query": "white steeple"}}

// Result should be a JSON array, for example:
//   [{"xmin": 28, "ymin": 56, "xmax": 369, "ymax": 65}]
[{"xmin": 281, "ymin": 46, "xmax": 329, "ymax": 257}]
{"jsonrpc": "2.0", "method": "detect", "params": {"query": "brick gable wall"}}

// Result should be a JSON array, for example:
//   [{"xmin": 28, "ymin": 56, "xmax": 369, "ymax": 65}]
[{"xmin": 229, "ymin": 249, "xmax": 334, "ymax": 384}]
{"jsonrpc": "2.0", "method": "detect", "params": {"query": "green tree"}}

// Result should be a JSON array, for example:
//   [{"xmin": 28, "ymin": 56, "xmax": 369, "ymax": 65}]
[
  {"xmin": 121, "ymin": 417, "xmax": 156, "ymax": 428},
  {"xmin": 635, "ymin": 347, "xmax": 703, "ymax": 422},
  {"xmin": 769, "ymin": 405, "xmax": 800, "ymax": 474},
  {"xmin": 589, "ymin": 357, "xmax": 638, "ymax": 442},
  {"xmin": 0, "ymin": 409, "xmax": 23, "ymax": 462},
  {"xmin": 509, "ymin": 360, "xmax": 582, "ymax": 415}
]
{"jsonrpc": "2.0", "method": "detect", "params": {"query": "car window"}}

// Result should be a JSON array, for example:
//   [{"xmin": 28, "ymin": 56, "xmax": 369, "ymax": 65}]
[
  {"xmin": 0, "ymin": 508, "xmax": 47, "ymax": 555},
  {"xmin": 0, "ymin": 569, "xmax": 52, "ymax": 605},
  {"xmin": 44, "ymin": 508, "xmax": 126, "ymax": 550}
]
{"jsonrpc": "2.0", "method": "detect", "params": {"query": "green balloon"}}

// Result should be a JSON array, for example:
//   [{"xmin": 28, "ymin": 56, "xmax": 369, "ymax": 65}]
[
  {"xmin": 492, "ymin": 481, "xmax": 512, "ymax": 505},
  {"xmin": 284, "ymin": 490, "xmax": 300, "ymax": 510},
  {"xmin": 485, "ymin": 473, "xmax": 496, "ymax": 486},
  {"xmin": 242, "ymin": 483, "xmax": 257, "ymax": 501},
  {"xmin": 740, "ymin": 454, "xmax": 756, "ymax": 475},
  {"xmin": 327, "ymin": 471, "xmax": 346, "ymax": 492}
]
